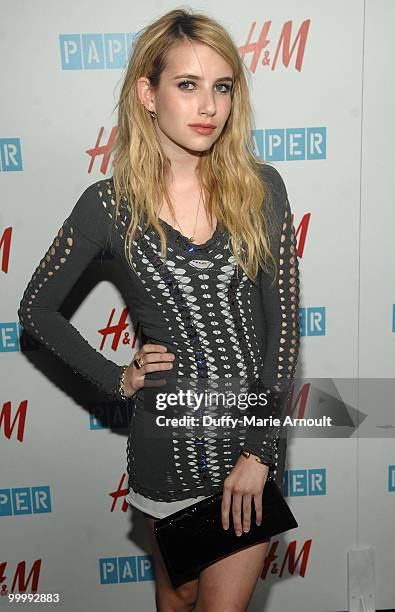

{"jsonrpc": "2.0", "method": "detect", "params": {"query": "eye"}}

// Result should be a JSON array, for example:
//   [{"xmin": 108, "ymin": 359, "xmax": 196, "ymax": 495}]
[
  {"xmin": 216, "ymin": 83, "xmax": 232, "ymax": 93},
  {"xmin": 177, "ymin": 80, "xmax": 195, "ymax": 90},
  {"xmin": 177, "ymin": 80, "xmax": 233, "ymax": 93}
]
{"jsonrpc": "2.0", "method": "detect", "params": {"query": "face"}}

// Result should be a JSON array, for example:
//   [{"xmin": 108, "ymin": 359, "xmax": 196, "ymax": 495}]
[{"xmin": 138, "ymin": 40, "xmax": 234, "ymax": 157}]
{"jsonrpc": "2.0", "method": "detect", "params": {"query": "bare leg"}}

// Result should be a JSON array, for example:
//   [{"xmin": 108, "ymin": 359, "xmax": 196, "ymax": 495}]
[
  {"xmin": 145, "ymin": 514, "xmax": 199, "ymax": 612},
  {"xmin": 194, "ymin": 539, "xmax": 270, "ymax": 612}
]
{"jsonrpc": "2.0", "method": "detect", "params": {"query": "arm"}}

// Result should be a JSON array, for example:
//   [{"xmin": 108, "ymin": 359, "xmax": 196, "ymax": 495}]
[
  {"xmin": 242, "ymin": 164, "xmax": 300, "ymax": 466},
  {"xmin": 17, "ymin": 180, "xmax": 127, "ymax": 401}
]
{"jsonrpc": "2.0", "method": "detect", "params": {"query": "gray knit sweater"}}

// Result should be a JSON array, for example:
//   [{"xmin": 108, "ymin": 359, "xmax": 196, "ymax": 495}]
[{"xmin": 18, "ymin": 163, "xmax": 300, "ymax": 502}]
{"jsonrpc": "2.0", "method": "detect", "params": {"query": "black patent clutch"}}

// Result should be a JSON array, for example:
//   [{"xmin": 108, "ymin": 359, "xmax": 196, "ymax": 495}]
[{"xmin": 154, "ymin": 479, "xmax": 298, "ymax": 589}]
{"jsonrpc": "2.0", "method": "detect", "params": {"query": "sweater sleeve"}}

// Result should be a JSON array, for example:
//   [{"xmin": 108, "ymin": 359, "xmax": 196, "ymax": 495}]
[
  {"xmin": 241, "ymin": 164, "xmax": 300, "ymax": 467},
  {"xmin": 17, "ymin": 179, "xmax": 127, "ymax": 401}
]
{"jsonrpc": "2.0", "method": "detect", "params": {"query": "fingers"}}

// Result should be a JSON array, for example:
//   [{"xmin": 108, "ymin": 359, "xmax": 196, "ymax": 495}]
[
  {"xmin": 126, "ymin": 344, "xmax": 176, "ymax": 395},
  {"xmin": 137, "ymin": 344, "xmax": 175, "ymax": 370},
  {"xmin": 221, "ymin": 486, "xmax": 232, "ymax": 531},
  {"xmin": 253, "ymin": 494, "xmax": 263, "ymax": 527},
  {"xmin": 140, "ymin": 359, "xmax": 174, "ymax": 373},
  {"xmin": 232, "ymin": 492, "xmax": 244, "ymax": 536},
  {"xmin": 222, "ymin": 487, "xmax": 263, "ymax": 535},
  {"xmin": 140, "ymin": 343, "xmax": 168, "ymax": 354},
  {"xmin": 232, "ymin": 494, "xmax": 260, "ymax": 535},
  {"xmin": 242, "ymin": 494, "xmax": 253, "ymax": 533},
  {"xmin": 221, "ymin": 488, "xmax": 250, "ymax": 537}
]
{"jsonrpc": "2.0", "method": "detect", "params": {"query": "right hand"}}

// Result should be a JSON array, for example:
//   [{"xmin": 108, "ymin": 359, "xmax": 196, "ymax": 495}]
[{"xmin": 122, "ymin": 343, "xmax": 176, "ymax": 398}]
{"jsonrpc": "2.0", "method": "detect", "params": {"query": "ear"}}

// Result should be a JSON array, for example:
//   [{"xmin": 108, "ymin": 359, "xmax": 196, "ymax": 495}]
[{"xmin": 136, "ymin": 76, "xmax": 156, "ymax": 114}]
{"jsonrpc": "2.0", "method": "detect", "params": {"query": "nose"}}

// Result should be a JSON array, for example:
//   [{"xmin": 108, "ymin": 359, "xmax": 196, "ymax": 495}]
[{"xmin": 197, "ymin": 86, "xmax": 217, "ymax": 117}]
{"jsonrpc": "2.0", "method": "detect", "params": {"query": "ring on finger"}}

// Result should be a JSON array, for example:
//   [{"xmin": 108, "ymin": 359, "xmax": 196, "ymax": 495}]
[{"xmin": 133, "ymin": 355, "xmax": 145, "ymax": 369}]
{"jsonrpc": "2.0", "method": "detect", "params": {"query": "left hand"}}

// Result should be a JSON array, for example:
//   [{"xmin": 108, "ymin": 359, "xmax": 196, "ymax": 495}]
[{"xmin": 221, "ymin": 453, "xmax": 269, "ymax": 536}]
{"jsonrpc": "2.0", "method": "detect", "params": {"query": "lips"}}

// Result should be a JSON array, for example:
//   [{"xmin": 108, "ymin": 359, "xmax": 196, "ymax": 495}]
[
  {"xmin": 189, "ymin": 124, "xmax": 216, "ymax": 135},
  {"xmin": 189, "ymin": 124, "xmax": 216, "ymax": 128}
]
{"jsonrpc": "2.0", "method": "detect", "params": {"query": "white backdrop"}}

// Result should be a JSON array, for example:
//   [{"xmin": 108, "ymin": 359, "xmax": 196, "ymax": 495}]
[{"xmin": 1, "ymin": 1, "xmax": 395, "ymax": 610}]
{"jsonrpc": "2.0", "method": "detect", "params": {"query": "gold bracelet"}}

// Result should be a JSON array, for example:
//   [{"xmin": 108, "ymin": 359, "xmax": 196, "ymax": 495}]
[
  {"xmin": 118, "ymin": 365, "xmax": 129, "ymax": 401},
  {"xmin": 240, "ymin": 450, "xmax": 266, "ymax": 465}
]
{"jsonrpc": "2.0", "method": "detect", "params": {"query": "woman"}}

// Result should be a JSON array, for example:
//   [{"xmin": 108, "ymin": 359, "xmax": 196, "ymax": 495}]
[{"xmin": 18, "ymin": 8, "xmax": 300, "ymax": 611}]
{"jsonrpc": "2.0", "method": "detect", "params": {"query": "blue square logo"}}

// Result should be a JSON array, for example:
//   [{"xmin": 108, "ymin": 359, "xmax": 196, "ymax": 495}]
[
  {"xmin": 388, "ymin": 465, "xmax": 395, "ymax": 492},
  {"xmin": 0, "ymin": 322, "xmax": 20, "ymax": 352},
  {"xmin": 0, "ymin": 139, "xmax": 23, "ymax": 171},
  {"xmin": 59, "ymin": 35, "xmax": 83, "ymax": 70}
]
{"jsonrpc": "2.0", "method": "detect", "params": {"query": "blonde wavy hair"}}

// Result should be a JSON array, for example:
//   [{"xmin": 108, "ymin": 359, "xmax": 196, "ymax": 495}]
[{"xmin": 111, "ymin": 6, "xmax": 278, "ymax": 283}]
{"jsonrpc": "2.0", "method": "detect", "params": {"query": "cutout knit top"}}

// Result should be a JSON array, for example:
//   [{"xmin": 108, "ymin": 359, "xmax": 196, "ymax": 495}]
[{"xmin": 18, "ymin": 163, "xmax": 300, "ymax": 505}]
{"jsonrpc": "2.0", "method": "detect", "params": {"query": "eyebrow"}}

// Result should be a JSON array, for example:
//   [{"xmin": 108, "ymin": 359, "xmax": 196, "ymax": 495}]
[{"xmin": 172, "ymin": 74, "xmax": 234, "ymax": 83}]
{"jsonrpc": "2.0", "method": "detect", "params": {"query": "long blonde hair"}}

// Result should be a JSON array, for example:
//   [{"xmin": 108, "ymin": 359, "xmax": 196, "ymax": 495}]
[{"xmin": 111, "ymin": 7, "xmax": 278, "ymax": 283}]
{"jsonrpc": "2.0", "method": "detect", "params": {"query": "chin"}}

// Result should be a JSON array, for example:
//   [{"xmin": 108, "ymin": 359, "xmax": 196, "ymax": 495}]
[{"xmin": 175, "ymin": 139, "xmax": 215, "ymax": 154}]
